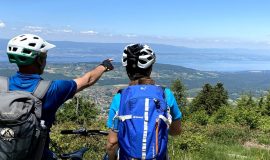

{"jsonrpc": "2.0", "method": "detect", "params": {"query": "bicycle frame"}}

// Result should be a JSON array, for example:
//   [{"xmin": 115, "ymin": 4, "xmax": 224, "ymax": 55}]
[{"xmin": 57, "ymin": 128, "xmax": 109, "ymax": 160}]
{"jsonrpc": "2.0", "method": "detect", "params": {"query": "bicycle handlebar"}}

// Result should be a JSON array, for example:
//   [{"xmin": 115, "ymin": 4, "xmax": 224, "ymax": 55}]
[{"xmin": 60, "ymin": 128, "xmax": 109, "ymax": 136}]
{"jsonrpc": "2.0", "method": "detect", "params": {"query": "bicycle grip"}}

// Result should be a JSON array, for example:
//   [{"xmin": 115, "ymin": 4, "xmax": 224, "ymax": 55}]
[{"xmin": 60, "ymin": 130, "xmax": 76, "ymax": 134}]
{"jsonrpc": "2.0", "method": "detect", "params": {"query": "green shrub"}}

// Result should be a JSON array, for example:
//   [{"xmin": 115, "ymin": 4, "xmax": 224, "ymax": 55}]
[
  {"xmin": 255, "ymin": 131, "xmax": 270, "ymax": 145},
  {"xmin": 206, "ymin": 124, "xmax": 250, "ymax": 144},
  {"xmin": 209, "ymin": 105, "xmax": 235, "ymax": 124},
  {"xmin": 234, "ymin": 107, "xmax": 261, "ymax": 129},
  {"xmin": 169, "ymin": 131, "xmax": 207, "ymax": 152},
  {"xmin": 56, "ymin": 96, "xmax": 99, "ymax": 125},
  {"xmin": 189, "ymin": 109, "xmax": 209, "ymax": 125},
  {"xmin": 258, "ymin": 116, "xmax": 270, "ymax": 132}
]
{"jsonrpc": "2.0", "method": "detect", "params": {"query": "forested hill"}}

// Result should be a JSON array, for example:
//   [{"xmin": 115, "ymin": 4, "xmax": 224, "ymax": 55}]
[{"xmin": 1, "ymin": 62, "xmax": 270, "ymax": 99}]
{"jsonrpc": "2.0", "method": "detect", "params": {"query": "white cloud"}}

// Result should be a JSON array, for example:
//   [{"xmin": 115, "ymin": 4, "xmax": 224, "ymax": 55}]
[
  {"xmin": 22, "ymin": 26, "xmax": 44, "ymax": 33},
  {"xmin": 80, "ymin": 30, "xmax": 98, "ymax": 35},
  {"xmin": 57, "ymin": 29, "xmax": 73, "ymax": 33},
  {"xmin": 0, "ymin": 21, "xmax": 5, "ymax": 28},
  {"xmin": 125, "ymin": 34, "xmax": 137, "ymax": 38},
  {"xmin": 63, "ymin": 29, "xmax": 72, "ymax": 33}
]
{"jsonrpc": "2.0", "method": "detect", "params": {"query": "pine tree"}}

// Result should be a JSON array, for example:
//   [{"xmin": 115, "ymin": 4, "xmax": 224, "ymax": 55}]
[
  {"xmin": 191, "ymin": 83, "xmax": 228, "ymax": 115},
  {"xmin": 212, "ymin": 83, "xmax": 228, "ymax": 110},
  {"xmin": 170, "ymin": 79, "xmax": 187, "ymax": 107},
  {"xmin": 264, "ymin": 91, "xmax": 270, "ymax": 116}
]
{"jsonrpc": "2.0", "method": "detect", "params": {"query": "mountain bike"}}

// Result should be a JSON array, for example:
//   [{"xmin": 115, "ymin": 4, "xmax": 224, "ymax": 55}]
[{"xmin": 55, "ymin": 128, "xmax": 109, "ymax": 160}]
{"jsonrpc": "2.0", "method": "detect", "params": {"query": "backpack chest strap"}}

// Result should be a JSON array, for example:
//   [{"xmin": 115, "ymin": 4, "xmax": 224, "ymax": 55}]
[{"xmin": 115, "ymin": 115, "xmax": 132, "ymax": 122}]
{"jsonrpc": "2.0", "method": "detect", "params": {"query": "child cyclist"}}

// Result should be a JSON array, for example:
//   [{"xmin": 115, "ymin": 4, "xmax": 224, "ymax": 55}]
[{"xmin": 106, "ymin": 44, "xmax": 182, "ymax": 160}]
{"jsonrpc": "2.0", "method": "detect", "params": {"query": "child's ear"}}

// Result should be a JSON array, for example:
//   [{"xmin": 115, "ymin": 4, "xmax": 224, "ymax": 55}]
[
  {"xmin": 36, "ymin": 56, "xmax": 45, "ymax": 66},
  {"xmin": 36, "ymin": 56, "xmax": 42, "ymax": 65}
]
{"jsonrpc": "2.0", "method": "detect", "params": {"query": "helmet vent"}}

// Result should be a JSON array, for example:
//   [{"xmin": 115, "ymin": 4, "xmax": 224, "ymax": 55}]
[
  {"xmin": 139, "ymin": 59, "xmax": 147, "ymax": 64},
  {"xmin": 40, "ymin": 44, "xmax": 45, "ymax": 49},
  {"xmin": 33, "ymin": 37, "xmax": 39, "ymax": 39},
  {"xmin": 12, "ymin": 47, "xmax": 18, "ymax": 52},
  {"xmin": 8, "ymin": 47, "xmax": 11, "ymax": 51},
  {"xmin": 20, "ymin": 38, "xmax": 27, "ymax": 41},
  {"xmin": 22, "ymin": 49, "xmax": 32, "ymax": 54},
  {"xmin": 141, "ymin": 51, "xmax": 148, "ymax": 55},
  {"xmin": 29, "ymin": 43, "xmax": 36, "ymax": 47},
  {"xmin": 20, "ymin": 35, "xmax": 25, "ymax": 37}
]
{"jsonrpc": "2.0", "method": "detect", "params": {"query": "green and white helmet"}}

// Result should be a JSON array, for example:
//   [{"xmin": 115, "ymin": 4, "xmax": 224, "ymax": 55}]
[{"xmin": 7, "ymin": 34, "xmax": 55, "ymax": 65}]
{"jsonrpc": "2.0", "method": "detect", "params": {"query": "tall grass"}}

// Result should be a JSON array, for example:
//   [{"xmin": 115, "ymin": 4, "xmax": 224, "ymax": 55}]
[{"xmin": 50, "ymin": 122, "xmax": 270, "ymax": 159}]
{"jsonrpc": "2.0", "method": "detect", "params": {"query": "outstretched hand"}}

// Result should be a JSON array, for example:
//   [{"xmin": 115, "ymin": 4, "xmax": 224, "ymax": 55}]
[{"xmin": 100, "ymin": 59, "xmax": 114, "ymax": 72}]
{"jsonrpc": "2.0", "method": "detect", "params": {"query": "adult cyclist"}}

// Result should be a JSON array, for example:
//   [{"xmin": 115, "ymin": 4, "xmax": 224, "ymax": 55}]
[
  {"xmin": 5, "ymin": 34, "xmax": 114, "ymax": 160},
  {"xmin": 106, "ymin": 44, "xmax": 182, "ymax": 160}
]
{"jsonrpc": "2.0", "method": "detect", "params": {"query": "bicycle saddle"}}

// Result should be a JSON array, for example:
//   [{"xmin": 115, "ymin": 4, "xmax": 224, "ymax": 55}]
[{"xmin": 60, "ymin": 147, "xmax": 89, "ymax": 160}]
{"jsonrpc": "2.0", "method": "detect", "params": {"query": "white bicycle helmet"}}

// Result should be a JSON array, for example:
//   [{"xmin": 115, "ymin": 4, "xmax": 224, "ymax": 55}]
[
  {"xmin": 122, "ymin": 43, "xmax": 156, "ymax": 69},
  {"xmin": 7, "ymin": 34, "xmax": 55, "ymax": 65}
]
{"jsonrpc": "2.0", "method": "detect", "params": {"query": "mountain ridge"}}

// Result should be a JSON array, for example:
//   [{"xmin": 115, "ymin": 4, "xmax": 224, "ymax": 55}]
[
  {"xmin": 1, "ymin": 39, "xmax": 270, "ymax": 71},
  {"xmin": 0, "ymin": 62, "xmax": 270, "ymax": 99}
]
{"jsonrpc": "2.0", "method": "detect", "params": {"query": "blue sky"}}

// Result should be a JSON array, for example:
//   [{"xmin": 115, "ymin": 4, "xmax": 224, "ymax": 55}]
[{"xmin": 1, "ymin": 0, "xmax": 270, "ymax": 49}]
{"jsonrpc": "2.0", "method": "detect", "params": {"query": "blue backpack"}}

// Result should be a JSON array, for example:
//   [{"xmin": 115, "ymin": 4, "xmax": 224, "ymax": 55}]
[{"xmin": 115, "ymin": 85, "xmax": 171, "ymax": 160}]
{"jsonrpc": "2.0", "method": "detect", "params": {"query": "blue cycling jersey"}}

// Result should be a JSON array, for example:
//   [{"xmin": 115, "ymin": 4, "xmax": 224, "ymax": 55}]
[
  {"xmin": 9, "ymin": 72, "xmax": 77, "ymax": 159},
  {"xmin": 107, "ymin": 87, "xmax": 182, "ymax": 129}
]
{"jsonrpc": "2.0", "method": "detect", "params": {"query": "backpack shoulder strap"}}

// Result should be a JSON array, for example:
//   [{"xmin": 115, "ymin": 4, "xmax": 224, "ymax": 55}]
[
  {"xmin": 33, "ymin": 80, "xmax": 52, "ymax": 100},
  {"xmin": 156, "ymin": 85, "xmax": 166, "ymax": 99},
  {"xmin": 160, "ymin": 86, "xmax": 166, "ymax": 93},
  {"xmin": 117, "ymin": 89, "xmax": 123, "ymax": 94},
  {"xmin": 32, "ymin": 80, "xmax": 51, "ymax": 160},
  {"xmin": 0, "ymin": 76, "xmax": 8, "ymax": 91}
]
